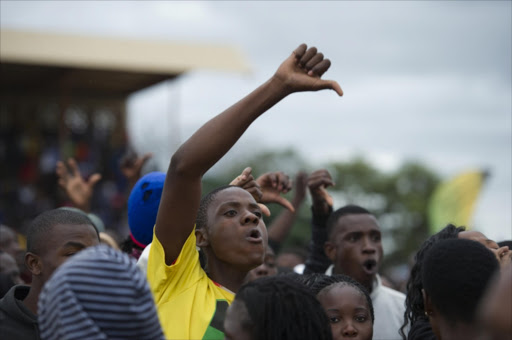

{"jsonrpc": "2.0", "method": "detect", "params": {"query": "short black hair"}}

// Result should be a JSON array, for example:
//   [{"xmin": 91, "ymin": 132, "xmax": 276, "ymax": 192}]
[
  {"xmin": 195, "ymin": 185, "xmax": 236, "ymax": 230},
  {"xmin": 235, "ymin": 276, "xmax": 332, "ymax": 340},
  {"xmin": 422, "ymin": 238, "xmax": 498, "ymax": 325},
  {"xmin": 326, "ymin": 204, "xmax": 372, "ymax": 240},
  {"xmin": 400, "ymin": 224, "xmax": 466, "ymax": 338},
  {"xmin": 27, "ymin": 209, "xmax": 99, "ymax": 254},
  {"xmin": 302, "ymin": 273, "xmax": 375, "ymax": 324}
]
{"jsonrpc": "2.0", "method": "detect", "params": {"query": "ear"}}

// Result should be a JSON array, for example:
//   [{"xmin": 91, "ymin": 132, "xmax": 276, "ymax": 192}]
[
  {"xmin": 422, "ymin": 288, "xmax": 434, "ymax": 316},
  {"xmin": 25, "ymin": 252, "xmax": 42, "ymax": 276},
  {"xmin": 195, "ymin": 228, "xmax": 209, "ymax": 248},
  {"xmin": 324, "ymin": 241, "xmax": 336, "ymax": 262}
]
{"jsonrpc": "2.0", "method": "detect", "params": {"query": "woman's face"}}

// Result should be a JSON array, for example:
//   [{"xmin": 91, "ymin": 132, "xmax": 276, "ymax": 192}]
[{"xmin": 317, "ymin": 284, "xmax": 373, "ymax": 340}]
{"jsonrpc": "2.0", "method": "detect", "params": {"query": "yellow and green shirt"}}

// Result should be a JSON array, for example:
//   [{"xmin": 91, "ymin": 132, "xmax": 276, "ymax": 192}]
[{"xmin": 147, "ymin": 229, "xmax": 234, "ymax": 340}]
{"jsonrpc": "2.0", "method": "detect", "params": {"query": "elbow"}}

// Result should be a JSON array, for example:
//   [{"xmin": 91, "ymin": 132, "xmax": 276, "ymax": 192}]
[
  {"xmin": 168, "ymin": 149, "xmax": 200, "ymax": 179},
  {"xmin": 169, "ymin": 151, "xmax": 187, "ymax": 176}
]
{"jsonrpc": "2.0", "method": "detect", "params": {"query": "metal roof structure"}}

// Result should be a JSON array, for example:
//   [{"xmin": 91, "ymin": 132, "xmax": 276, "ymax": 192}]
[{"xmin": 0, "ymin": 29, "xmax": 250, "ymax": 96}]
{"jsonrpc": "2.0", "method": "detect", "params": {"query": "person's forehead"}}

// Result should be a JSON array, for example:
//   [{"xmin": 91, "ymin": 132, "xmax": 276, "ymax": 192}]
[
  {"xmin": 459, "ymin": 230, "xmax": 485, "ymax": 240},
  {"xmin": 211, "ymin": 188, "xmax": 258, "ymax": 213},
  {"xmin": 335, "ymin": 214, "xmax": 380, "ymax": 233},
  {"xmin": 320, "ymin": 284, "xmax": 367, "ymax": 306},
  {"xmin": 215, "ymin": 187, "xmax": 256, "ymax": 203},
  {"xmin": 48, "ymin": 223, "xmax": 99, "ymax": 245}
]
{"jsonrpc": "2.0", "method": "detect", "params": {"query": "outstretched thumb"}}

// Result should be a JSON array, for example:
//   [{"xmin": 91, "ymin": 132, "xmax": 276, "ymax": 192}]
[
  {"xmin": 275, "ymin": 196, "xmax": 295, "ymax": 213},
  {"xmin": 317, "ymin": 79, "xmax": 343, "ymax": 96},
  {"xmin": 258, "ymin": 203, "xmax": 271, "ymax": 217}
]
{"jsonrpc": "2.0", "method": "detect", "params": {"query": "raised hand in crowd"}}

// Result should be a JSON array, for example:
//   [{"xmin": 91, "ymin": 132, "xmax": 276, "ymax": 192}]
[
  {"xmin": 267, "ymin": 171, "xmax": 308, "ymax": 249},
  {"xmin": 120, "ymin": 149, "xmax": 153, "ymax": 190},
  {"xmin": 56, "ymin": 158, "xmax": 101, "ymax": 212},
  {"xmin": 308, "ymin": 169, "xmax": 335, "ymax": 215},
  {"xmin": 256, "ymin": 171, "xmax": 294, "ymax": 212}
]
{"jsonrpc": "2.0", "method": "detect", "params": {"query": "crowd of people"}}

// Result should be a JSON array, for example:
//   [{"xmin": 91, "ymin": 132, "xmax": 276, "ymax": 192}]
[{"xmin": 1, "ymin": 43, "xmax": 511, "ymax": 340}]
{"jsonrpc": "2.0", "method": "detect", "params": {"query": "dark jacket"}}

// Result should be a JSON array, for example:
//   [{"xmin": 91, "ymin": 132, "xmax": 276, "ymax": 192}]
[{"xmin": 0, "ymin": 285, "xmax": 40, "ymax": 340}]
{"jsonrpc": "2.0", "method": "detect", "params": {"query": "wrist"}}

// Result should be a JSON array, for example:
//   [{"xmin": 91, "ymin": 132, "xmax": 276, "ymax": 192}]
[
  {"xmin": 311, "ymin": 201, "xmax": 331, "ymax": 215},
  {"xmin": 269, "ymin": 74, "xmax": 293, "ymax": 98}
]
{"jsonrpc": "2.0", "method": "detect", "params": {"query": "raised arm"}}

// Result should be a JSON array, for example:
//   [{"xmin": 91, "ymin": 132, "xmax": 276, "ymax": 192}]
[
  {"xmin": 304, "ymin": 169, "xmax": 335, "ymax": 274},
  {"xmin": 120, "ymin": 149, "xmax": 153, "ymax": 192},
  {"xmin": 155, "ymin": 44, "xmax": 342, "ymax": 265},
  {"xmin": 267, "ymin": 171, "xmax": 308, "ymax": 253}
]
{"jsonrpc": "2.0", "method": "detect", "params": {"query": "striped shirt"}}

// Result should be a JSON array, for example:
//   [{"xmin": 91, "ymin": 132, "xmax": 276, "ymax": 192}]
[{"xmin": 38, "ymin": 244, "xmax": 164, "ymax": 340}]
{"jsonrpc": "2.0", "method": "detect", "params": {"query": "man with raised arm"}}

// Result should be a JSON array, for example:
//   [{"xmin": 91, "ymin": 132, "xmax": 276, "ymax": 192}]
[{"xmin": 146, "ymin": 44, "xmax": 342, "ymax": 339}]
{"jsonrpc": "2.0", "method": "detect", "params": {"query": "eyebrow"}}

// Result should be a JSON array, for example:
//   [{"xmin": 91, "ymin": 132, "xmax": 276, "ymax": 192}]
[
  {"xmin": 218, "ymin": 201, "xmax": 261, "ymax": 210},
  {"xmin": 354, "ymin": 307, "xmax": 370, "ymax": 313},
  {"xmin": 61, "ymin": 241, "xmax": 87, "ymax": 249}
]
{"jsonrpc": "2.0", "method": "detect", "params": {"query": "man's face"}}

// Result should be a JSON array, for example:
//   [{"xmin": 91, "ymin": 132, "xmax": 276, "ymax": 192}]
[
  {"xmin": 325, "ymin": 214, "xmax": 383, "ymax": 291},
  {"xmin": 206, "ymin": 187, "xmax": 268, "ymax": 271},
  {"xmin": 36, "ymin": 223, "xmax": 99, "ymax": 283}
]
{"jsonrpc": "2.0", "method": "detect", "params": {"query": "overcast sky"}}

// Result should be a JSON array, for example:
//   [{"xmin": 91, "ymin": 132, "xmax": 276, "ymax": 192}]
[{"xmin": 1, "ymin": 1, "xmax": 510, "ymax": 240}]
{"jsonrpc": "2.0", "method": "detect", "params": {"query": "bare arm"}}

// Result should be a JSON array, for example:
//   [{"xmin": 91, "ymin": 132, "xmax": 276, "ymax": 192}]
[
  {"xmin": 304, "ymin": 169, "xmax": 335, "ymax": 274},
  {"xmin": 155, "ymin": 44, "xmax": 342, "ymax": 265},
  {"xmin": 267, "ymin": 171, "xmax": 308, "ymax": 248}
]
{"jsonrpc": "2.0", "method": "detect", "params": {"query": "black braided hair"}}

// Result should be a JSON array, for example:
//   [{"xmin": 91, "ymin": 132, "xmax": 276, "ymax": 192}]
[
  {"xmin": 235, "ymin": 276, "xmax": 333, "ymax": 340},
  {"xmin": 399, "ymin": 224, "xmax": 465, "ymax": 339},
  {"xmin": 422, "ymin": 238, "xmax": 498, "ymax": 324},
  {"xmin": 305, "ymin": 273, "xmax": 375, "ymax": 324}
]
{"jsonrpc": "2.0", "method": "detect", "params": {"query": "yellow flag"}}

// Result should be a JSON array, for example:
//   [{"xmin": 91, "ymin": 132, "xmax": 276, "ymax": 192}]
[{"xmin": 428, "ymin": 170, "xmax": 487, "ymax": 234}]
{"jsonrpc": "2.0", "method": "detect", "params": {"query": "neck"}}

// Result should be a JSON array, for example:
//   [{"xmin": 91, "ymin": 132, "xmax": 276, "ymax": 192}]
[
  {"xmin": 206, "ymin": 258, "xmax": 251, "ymax": 293},
  {"xmin": 333, "ymin": 267, "xmax": 375, "ymax": 293},
  {"xmin": 437, "ymin": 319, "xmax": 483, "ymax": 340},
  {"xmin": 22, "ymin": 281, "xmax": 41, "ymax": 315}
]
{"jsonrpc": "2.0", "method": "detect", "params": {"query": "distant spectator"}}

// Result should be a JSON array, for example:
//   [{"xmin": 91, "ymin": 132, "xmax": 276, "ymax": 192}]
[{"xmin": 0, "ymin": 209, "xmax": 99, "ymax": 340}]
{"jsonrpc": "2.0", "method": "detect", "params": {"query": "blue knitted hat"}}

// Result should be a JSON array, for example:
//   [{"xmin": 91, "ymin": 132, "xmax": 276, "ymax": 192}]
[{"xmin": 128, "ymin": 172, "xmax": 166, "ymax": 246}]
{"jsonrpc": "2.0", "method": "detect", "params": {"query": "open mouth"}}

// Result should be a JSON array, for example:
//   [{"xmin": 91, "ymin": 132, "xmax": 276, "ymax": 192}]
[
  {"xmin": 362, "ymin": 259, "xmax": 377, "ymax": 274},
  {"xmin": 246, "ymin": 228, "xmax": 263, "ymax": 243}
]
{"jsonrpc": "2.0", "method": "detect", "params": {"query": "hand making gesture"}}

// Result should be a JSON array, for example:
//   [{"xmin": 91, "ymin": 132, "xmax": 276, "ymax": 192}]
[
  {"xmin": 56, "ymin": 158, "xmax": 101, "ymax": 212},
  {"xmin": 255, "ymin": 171, "xmax": 294, "ymax": 212},
  {"xmin": 273, "ymin": 44, "xmax": 343, "ymax": 96},
  {"xmin": 307, "ymin": 169, "xmax": 335, "ymax": 215}
]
